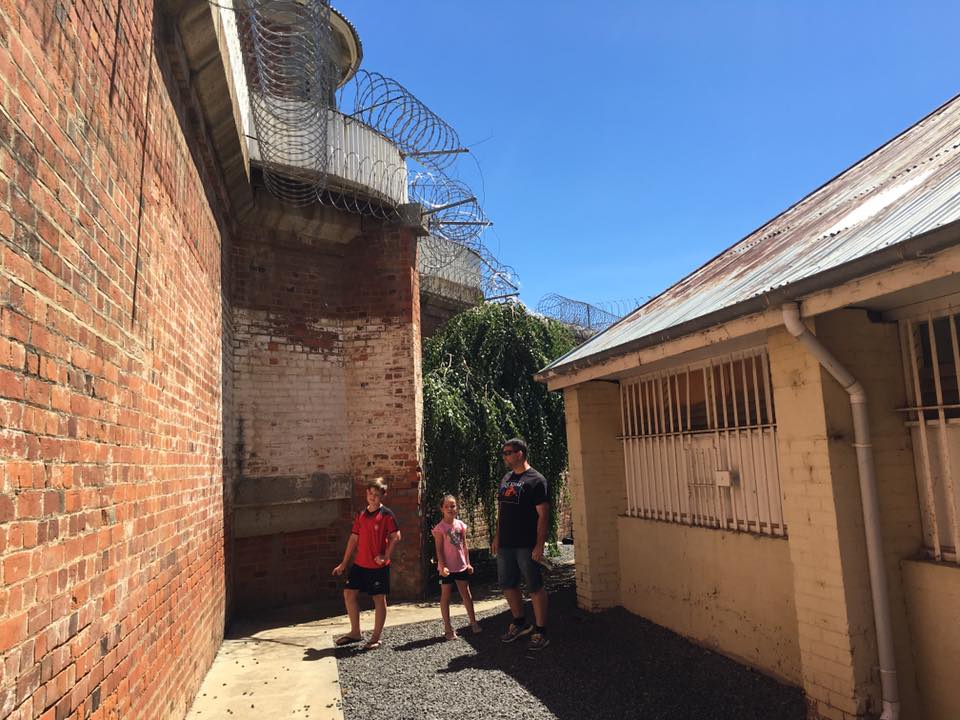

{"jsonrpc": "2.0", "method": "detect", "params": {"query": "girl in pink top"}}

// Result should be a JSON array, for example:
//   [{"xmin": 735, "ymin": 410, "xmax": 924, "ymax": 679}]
[{"xmin": 432, "ymin": 495, "xmax": 482, "ymax": 640}]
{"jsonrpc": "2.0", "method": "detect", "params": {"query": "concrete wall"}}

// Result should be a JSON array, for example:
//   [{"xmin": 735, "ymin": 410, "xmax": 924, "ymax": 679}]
[
  {"xmin": 618, "ymin": 518, "xmax": 801, "ymax": 683},
  {"xmin": 0, "ymin": 2, "xmax": 229, "ymax": 718},
  {"xmin": 902, "ymin": 559, "xmax": 960, "ymax": 720},
  {"xmin": 230, "ymin": 223, "xmax": 425, "ymax": 609}
]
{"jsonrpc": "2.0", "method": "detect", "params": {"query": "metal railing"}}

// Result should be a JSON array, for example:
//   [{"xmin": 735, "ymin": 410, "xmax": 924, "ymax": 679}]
[
  {"xmin": 620, "ymin": 347, "xmax": 785, "ymax": 537},
  {"xmin": 899, "ymin": 312, "xmax": 960, "ymax": 563}
]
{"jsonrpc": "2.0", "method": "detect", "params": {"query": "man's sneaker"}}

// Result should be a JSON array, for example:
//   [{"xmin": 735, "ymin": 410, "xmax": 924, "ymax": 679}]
[
  {"xmin": 527, "ymin": 631, "xmax": 550, "ymax": 650},
  {"xmin": 500, "ymin": 622, "xmax": 533, "ymax": 643}
]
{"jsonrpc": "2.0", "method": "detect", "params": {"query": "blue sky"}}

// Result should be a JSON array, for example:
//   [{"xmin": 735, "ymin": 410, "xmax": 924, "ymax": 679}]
[{"xmin": 338, "ymin": 1, "xmax": 960, "ymax": 314}]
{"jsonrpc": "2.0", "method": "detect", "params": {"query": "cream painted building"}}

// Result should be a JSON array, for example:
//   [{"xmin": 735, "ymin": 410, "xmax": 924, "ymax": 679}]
[{"xmin": 538, "ymin": 94, "xmax": 960, "ymax": 720}]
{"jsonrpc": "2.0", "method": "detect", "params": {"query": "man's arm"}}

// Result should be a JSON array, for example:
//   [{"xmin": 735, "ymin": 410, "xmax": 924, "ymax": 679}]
[
  {"xmin": 531, "ymin": 502, "xmax": 550, "ymax": 562},
  {"xmin": 333, "ymin": 534, "xmax": 358, "ymax": 575}
]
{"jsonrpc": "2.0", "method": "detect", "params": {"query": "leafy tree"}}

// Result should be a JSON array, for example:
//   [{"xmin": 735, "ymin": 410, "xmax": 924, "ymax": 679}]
[{"xmin": 422, "ymin": 302, "xmax": 576, "ymax": 540}]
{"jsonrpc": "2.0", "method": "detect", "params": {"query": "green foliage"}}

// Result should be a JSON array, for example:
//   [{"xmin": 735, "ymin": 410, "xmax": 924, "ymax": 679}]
[{"xmin": 422, "ymin": 302, "xmax": 576, "ymax": 540}]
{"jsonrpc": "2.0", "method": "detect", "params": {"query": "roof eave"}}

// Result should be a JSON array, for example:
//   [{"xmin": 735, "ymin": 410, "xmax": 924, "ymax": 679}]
[{"xmin": 535, "ymin": 218, "xmax": 960, "ymax": 385}]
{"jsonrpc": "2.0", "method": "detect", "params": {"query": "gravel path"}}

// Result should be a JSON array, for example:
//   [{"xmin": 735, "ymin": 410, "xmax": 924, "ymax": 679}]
[{"xmin": 336, "ymin": 552, "xmax": 804, "ymax": 720}]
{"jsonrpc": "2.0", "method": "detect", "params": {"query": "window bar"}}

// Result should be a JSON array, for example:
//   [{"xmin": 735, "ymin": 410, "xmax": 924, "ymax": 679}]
[
  {"xmin": 620, "ymin": 382, "xmax": 635, "ymax": 517},
  {"xmin": 634, "ymin": 381, "xmax": 649, "ymax": 518},
  {"xmin": 638, "ymin": 381, "xmax": 652, "ymax": 519},
  {"xmin": 948, "ymin": 314, "xmax": 960, "ymax": 555},
  {"xmin": 720, "ymin": 352, "xmax": 750, "ymax": 530},
  {"xmin": 760, "ymin": 351, "xmax": 784, "ymax": 535},
  {"xmin": 906, "ymin": 319, "xmax": 942, "ymax": 559},
  {"xmin": 661, "ymin": 374, "xmax": 677, "ymax": 521},
  {"xmin": 752, "ymin": 354, "xmax": 776, "ymax": 535},
  {"xmin": 675, "ymin": 369, "xmax": 690, "ymax": 523},
  {"xmin": 645, "ymin": 378, "xmax": 662, "ymax": 519},
  {"xmin": 706, "ymin": 359, "xmax": 724, "ymax": 527},
  {"xmin": 741, "ymin": 355, "xmax": 768, "ymax": 535},
  {"xmin": 666, "ymin": 374, "xmax": 682, "ymax": 522},
  {"xmin": 641, "ymin": 380, "xmax": 654, "ymax": 519},
  {"xmin": 659, "ymin": 375, "xmax": 675, "ymax": 521},
  {"xmin": 653, "ymin": 375, "xmax": 668, "ymax": 520},
  {"xmin": 927, "ymin": 316, "xmax": 960, "ymax": 556},
  {"xmin": 631, "ymin": 381, "xmax": 642, "ymax": 518},
  {"xmin": 728, "ymin": 358, "xmax": 753, "ymax": 531},
  {"xmin": 630, "ymin": 380, "xmax": 642, "ymax": 518}
]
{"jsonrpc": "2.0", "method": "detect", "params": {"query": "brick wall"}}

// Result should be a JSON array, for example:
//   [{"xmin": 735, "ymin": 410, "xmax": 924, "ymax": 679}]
[
  {"xmin": 230, "ymin": 223, "xmax": 425, "ymax": 609},
  {"xmin": 0, "ymin": 2, "xmax": 228, "ymax": 719}
]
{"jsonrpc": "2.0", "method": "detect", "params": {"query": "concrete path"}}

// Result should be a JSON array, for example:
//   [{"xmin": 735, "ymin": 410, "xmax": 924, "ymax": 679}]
[{"xmin": 185, "ymin": 598, "xmax": 506, "ymax": 720}]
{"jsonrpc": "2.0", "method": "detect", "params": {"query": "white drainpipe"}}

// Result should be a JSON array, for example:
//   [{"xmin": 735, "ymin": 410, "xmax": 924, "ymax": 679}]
[{"xmin": 781, "ymin": 303, "xmax": 899, "ymax": 720}]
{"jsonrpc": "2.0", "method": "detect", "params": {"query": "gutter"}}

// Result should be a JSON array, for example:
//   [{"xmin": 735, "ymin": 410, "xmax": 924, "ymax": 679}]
[
  {"xmin": 536, "ymin": 219, "xmax": 960, "ymax": 383},
  {"xmin": 781, "ymin": 303, "xmax": 899, "ymax": 720}
]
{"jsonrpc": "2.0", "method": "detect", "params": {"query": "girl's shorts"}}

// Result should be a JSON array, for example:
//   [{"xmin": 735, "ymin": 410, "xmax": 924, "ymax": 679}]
[{"xmin": 439, "ymin": 570, "xmax": 471, "ymax": 585}]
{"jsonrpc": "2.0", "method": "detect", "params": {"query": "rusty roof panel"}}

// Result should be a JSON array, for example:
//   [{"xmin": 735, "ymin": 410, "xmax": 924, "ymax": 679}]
[{"xmin": 546, "ymin": 93, "xmax": 960, "ymax": 373}]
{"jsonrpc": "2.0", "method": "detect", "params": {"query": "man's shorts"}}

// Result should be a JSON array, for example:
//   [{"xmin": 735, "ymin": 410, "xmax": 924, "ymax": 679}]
[
  {"xmin": 496, "ymin": 547, "xmax": 543, "ymax": 592},
  {"xmin": 439, "ymin": 569, "xmax": 471, "ymax": 585},
  {"xmin": 346, "ymin": 564, "xmax": 390, "ymax": 595}
]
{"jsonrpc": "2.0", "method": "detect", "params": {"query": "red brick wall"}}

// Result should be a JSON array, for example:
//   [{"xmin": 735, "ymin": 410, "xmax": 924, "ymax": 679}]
[
  {"xmin": 230, "ymin": 224, "xmax": 425, "ymax": 610},
  {"xmin": 0, "ymin": 3, "xmax": 227, "ymax": 719}
]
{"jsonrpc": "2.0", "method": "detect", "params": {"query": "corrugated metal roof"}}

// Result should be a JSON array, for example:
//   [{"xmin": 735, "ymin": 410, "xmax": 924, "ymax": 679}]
[{"xmin": 544, "ymin": 92, "xmax": 960, "ymax": 374}]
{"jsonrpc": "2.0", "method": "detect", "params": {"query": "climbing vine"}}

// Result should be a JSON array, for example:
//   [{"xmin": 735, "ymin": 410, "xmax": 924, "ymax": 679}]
[{"xmin": 422, "ymin": 302, "xmax": 576, "ymax": 541}]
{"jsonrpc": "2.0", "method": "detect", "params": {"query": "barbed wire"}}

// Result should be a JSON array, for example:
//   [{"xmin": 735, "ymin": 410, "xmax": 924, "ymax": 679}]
[
  {"xmin": 236, "ymin": 0, "xmax": 339, "ymax": 205},
  {"xmin": 408, "ymin": 171, "xmax": 490, "ymax": 247},
  {"xmin": 536, "ymin": 293, "xmax": 621, "ymax": 334},
  {"xmin": 340, "ymin": 69, "xmax": 465, "ymax": 173},
  {"xmin": 418, "ymin": 236, "xmax": 519, "ymax": 302}
]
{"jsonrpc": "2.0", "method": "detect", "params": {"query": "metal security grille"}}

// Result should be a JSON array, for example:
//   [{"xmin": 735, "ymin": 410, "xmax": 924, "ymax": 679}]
[
  {"xmin": 619, "ymin": 348, "xmax": 786, "ymax": 536},
  {"xmin": 899, "ymin": 313, "xmax": 960, "ymax": 563}
]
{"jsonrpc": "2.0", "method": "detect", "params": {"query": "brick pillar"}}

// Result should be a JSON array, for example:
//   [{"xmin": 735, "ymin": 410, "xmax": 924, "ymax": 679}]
[
  {"xmin": 769, "ymin": 309, "xmax": 922, "ymax": 719},
  {"xmin": 563, "ymin": 381, "xmax": 626, "ymax": 610},
  {"xmin": 343, "ymin": 227, "xmax": 424, "ymax": 600}
]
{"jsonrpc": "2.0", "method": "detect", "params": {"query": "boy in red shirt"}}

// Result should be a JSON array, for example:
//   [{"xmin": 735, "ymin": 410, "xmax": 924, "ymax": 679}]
[{"xmin": 332, "ymin": 478, "xmax": 401, "ymax": 649}]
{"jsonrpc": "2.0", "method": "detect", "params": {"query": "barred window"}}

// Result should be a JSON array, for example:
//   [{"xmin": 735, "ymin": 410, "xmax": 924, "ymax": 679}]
[
  {"xmin": 620, "ymin": 347, "xmax": 785, "ymax": 536},
  {"xmin": 900, "ymin": 313, "xmax": 960, "ymax": 563}
]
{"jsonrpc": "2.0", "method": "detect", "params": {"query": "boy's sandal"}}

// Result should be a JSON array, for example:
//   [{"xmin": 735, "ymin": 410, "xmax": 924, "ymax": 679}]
[
  {"xmin": 334, "ymin": 635, "xmax": 361, "ymax": 647},
  {"xmin": 363, "ymin": 639, "xmax": 382, "ymax": 650}
]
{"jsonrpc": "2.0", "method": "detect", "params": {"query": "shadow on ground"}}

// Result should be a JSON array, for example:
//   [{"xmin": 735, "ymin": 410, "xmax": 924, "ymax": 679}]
[{"xmin": 336, "ymin": 554, "xmax": 805, "ymax": 720}]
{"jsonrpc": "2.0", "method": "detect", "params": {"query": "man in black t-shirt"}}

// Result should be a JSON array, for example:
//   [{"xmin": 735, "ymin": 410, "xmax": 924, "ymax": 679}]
[{"xmin": 492, "ymin": 437, "xmax": 551, "ymax": 650}]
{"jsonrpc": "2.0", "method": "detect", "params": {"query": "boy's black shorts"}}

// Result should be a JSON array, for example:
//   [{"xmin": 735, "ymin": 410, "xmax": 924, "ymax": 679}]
[
  {"xmin": 439, "ymin": 570, "xmax": 471, "ymax": 585},
  {"xmin": 346, "ymin": 564, "xmax": 390, "ymax": 595}
]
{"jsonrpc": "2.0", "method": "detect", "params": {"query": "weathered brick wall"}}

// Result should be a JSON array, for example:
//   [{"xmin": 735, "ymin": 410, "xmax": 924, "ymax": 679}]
[
  {"xmin": 230, "ymin": 224, "xmax": 424, "ymax": 609},
  {"xmin": 0, "ymin": 2, "xmax": 229, "ymax": 719}
]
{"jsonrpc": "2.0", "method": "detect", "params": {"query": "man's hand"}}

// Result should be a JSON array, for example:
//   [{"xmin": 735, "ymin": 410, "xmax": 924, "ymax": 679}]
[
  {"xmin": 531, "ymin": 544, "xmax": 544, "ymax": 563},
  {"xmin": 332, "ymin": 563, "xmax": 346, "ymax": 576},
  {"xmin": 374, "ymin": 554, "xmax": 387, "ymax": 566}
]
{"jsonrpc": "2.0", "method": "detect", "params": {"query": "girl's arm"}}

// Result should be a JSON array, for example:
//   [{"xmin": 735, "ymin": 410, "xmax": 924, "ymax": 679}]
[
  {"xmin": 432, "ymin": 529, "xmax": 449, "ymax": 575},
  {"xmin": 462, "ymin": 524, "xmax": 474, "ymax": 573}
]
